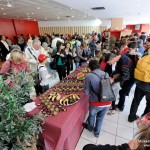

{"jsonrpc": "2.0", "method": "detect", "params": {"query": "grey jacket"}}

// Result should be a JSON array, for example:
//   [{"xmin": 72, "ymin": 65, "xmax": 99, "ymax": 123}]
[
  {"xmin": 84, "ymin": 69, "xmax": 109, "ymax": 102},
  {"xmin": 75, "ymin": 47, "xmax": 86, "ymax": 62}
]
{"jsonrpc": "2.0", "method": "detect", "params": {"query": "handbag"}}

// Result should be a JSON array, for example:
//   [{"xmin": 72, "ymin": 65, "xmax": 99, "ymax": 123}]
[
  {"xmin": 50, "ymin": 58, "xmax": 57, "ymax": 70},
  {"xmin": 91, "ymin": 72, "xmax": 115, "ymax": 102}
]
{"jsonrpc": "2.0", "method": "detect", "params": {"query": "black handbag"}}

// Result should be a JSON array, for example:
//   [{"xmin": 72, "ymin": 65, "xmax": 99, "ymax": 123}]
[
  {"xmin": 50, "ymin": 59, "xmax": 57, "ymax": 70},
  {"xmin": 92, "ymin": 72, "xmax": 115, "ymax": 102}
]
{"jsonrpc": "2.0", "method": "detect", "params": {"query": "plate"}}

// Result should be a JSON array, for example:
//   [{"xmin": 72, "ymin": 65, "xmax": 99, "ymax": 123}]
[{"xmin": 60, "ymin": 94, "xmax": 80, "ymax": 106}]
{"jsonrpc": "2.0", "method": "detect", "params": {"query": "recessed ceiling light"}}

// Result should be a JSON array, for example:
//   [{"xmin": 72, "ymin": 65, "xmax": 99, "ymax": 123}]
[
  {"xmin": 72, "ymin": 16, "xmax": 74, "ymax": 18},
  {"xmin": 57, "ymin": 17, "xmax": 60, "ymax": 20},
  {"xmin": 32, "ymin": 12, "xmax": 34, "ymax": 14},
  {"xmin": 85, "ymin": 15, "xmax": 86, "ymax": 18},
  {"xmin": 137, "ymin": 4, "xmax": 141, "ymax": 7},
  {"xmin": 37, "ymin": 7, "xmax": 40, "ymax": 10},
  {"xmin": 70, "ymin": 8, "xmax": 72, "ymax": 9},
  {"xmin": 1, "ymin": 8, "xmax": 4, "ymax": 10},
  {"xmin": 3, "ymin": 13, "xmax": 6, "ymax": 15},
  {"xmin": 45, "ymin": 18, "xmax": 47, "ymax": 20}
]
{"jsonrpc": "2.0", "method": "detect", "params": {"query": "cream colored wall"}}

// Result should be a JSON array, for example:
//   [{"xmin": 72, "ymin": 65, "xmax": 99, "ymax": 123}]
[
  {"xmin": 111, "ymin": 18, "xmax": 123, "ymax": 30},
  {"xmin": 39, "ymin": 26, "xmax": 107, "ymax": 35}
]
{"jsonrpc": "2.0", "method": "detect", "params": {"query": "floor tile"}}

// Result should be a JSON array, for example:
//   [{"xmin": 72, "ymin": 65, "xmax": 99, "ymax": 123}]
[
  {"xmin": 75, "ymin": 138, "xmax": 94, "ymax": 150},
  {"xmin": 104, "ymin": 112, "xmax": 119, "ymax": 123},
  {"xmin": 81, "ymin": 129, "xmax": 98, "ymax": 143},
  {"xmin": 115, "ymin": 136, "xmax": 129, "ymax": 145},
  {"xmin": 117, "ymin": 124, "xmax": 133, "ymax": 140},
  {"xmin": 118, "ymin": 114, "xmax": 134, "ymax": 128},
  {"xmin": 97, "ymin": 131, "xmax": 116, "ymax": 145},
  {"xmin": 102, "ymin": 120, "xmax": 118, "ymax": 135}
]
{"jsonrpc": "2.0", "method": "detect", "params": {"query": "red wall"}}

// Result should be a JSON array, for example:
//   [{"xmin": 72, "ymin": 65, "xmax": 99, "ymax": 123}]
[
  {"xmin": 0, "ymin": 18, "xmax": 39, "ymax": 42},
  {"xmin": 126, "ymin": 24, "xmax": 150, "ymax": 34},
  {"xmin": 0, "ymin": 18, "xmax": 16, "ymax": 41}
]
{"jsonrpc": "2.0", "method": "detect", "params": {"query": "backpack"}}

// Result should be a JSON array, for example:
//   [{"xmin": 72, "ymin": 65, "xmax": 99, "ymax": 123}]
[
  {"xmin": 134, "ymin": 54, "xmax": 150, "ymax": 82},
  {"xmin": 34, "ymin": 66, "xmax": 44, "ymax": 86},
  {"xmin": 91, "ymin": 72, "xmax": 115, "ymax": 102}
]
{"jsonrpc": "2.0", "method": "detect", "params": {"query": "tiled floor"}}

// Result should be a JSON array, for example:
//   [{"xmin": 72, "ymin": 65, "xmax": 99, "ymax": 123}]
[{"xmin": 75, "ymin": 85, "xmax": 146, "ymax": 150}]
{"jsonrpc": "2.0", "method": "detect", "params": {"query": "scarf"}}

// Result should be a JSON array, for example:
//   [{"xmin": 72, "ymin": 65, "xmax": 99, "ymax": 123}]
[{"xmin": 1, "ymin": 40, "xmax": 9, "ymax": 51}]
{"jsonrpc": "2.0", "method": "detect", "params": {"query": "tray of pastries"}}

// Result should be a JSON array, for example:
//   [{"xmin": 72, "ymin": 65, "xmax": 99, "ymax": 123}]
[
  {"xmin": 48, "ymin": 92, "xmax": 61, "ymax": 101},
  {"xmin": 60, "ymin": 94, "xmax": 80, "ymax": 106}
]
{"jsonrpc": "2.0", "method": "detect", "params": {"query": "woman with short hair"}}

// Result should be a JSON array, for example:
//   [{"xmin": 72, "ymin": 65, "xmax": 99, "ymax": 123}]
[{"xmin": 0, "ymin": 49, "xmax": 29, "ymax": 74}]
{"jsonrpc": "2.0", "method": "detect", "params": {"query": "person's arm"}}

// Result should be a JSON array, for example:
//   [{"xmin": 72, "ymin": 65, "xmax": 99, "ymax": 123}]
[
  {"xmin": 40, "ymin": 68, "xmax": 51, "ymax": 80},
  {"xmin": 83, "ymin": 143, "xmax": 131, "ymax": 150},
  {"xmin": 76, "ymin": 48, "xmax": 86, "ymax": 60},
  {"xmin": 84, "ymin": 75, "xmax": 91, "ymax": 95}
]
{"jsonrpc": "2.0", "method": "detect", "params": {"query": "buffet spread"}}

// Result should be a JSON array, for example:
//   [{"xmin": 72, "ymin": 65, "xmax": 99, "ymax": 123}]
[{"xmin": 36, "ymin": 63, "xmax": 91, "ymax": 117}]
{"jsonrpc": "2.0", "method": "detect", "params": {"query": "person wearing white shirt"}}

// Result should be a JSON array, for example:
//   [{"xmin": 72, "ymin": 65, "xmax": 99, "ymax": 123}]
[
  {"xmin": 25, "ymin": 39, "xmax": 47, "ymax": 71},
  {"xmin": 51, "ymin": 34, "xmax": 63, "ymax": 49},
  {"xmin": 38, "ymin": 54, "xmax": 52, "ymax": 94}
]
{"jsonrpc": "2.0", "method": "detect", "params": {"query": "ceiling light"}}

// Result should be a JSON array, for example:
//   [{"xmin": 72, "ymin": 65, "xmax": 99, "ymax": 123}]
[
  {"xmin": 7, "ymin": 2, "xmax": 12, "ymax": 7},
  {"xmin": 72, "ymin": 16, "xmax": 74, "ymax": 18},
  {"xmin": 1, "ymin": 8, "xmax": 4, "ymax": 10},
  {"xmin": 137, "ymin": 4, "xmax": 141, "ymax": 7},
  {"xmin": 3, "ymin": 13, "xmax": 6, "ymax": 15},
  {"xmin": 32, "ymin": 12, "xmax": 34, "ymax": 14},
  {"xmin": 57, "ymin": 17, "xmax": 60, "ymax": 20},
  {"xmin": 37, "ymin": 7, "xmax": 40, "ymax": 10},
  {"xmin": 45, "ymin": 18, "xmax": 47, "ymax": 20},
  {"xmin": 85, "ymin": 15, "xmax": 86, "ymax": 18},
  {"xmin": 70, "ymin": 8, "xmax": 72, "ymax": 9}
]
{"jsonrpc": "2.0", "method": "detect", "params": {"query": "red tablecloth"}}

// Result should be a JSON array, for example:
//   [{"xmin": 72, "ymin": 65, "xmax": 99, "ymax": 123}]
[
  {"xmin": 28, "ymin": 64, "xmax": 89, "ymax": 150},
  {"xmin": 29, "ymin": 92, "xmax": 89, "ymax": 150}
]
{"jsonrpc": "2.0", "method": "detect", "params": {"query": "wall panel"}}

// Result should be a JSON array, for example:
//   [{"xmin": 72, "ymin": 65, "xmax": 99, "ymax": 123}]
[{"xmin": 39, "ymin": 26, "xmax": 107, "ymax": 35}]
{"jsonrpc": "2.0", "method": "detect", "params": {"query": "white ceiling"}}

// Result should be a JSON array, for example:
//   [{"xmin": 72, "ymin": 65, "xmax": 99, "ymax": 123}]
[
  {"xmin": 0, "ymin": 0, "xmax": 94, "ymax": 21},
  {"xmin": 0, "ymin": 0, "xmax": 150, "ymax": 25},
  {"xmin": 54, "ymin": 0, "xmax": 150, "ymax": 25}
]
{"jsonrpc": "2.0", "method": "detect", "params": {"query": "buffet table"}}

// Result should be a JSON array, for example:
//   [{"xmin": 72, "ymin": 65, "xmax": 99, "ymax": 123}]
[{"xmin": 28, "ymin": 65, "xmax": 90, "ymax": 150}]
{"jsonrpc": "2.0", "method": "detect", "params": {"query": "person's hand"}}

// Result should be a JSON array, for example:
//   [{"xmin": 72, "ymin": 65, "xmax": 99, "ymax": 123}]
[
  {"xmin": 4, "ymin": 78, "xmax": 11, "ymax": 84},
  {"xmin": 109, "ymin": 78, "xmax": 114, "ymax": 84},
  {"xmin": 60, "ymin": 54, "xmax": 64, "ymax": 57},
  {"xmin": 68, "ymin": 52, "xmax": 72, "ymax": 55},
  {"xmin": 128, "ymin": 140, "xmax": 139, "ymax": 150}
]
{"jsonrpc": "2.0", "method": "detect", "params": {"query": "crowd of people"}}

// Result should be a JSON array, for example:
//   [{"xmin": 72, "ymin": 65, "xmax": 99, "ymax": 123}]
[{"xmin": 0, "ymin": 31, "xmax": 150, "ymax": 150}]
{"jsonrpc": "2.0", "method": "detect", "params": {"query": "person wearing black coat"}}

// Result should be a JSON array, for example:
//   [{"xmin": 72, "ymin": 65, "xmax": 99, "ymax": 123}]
[
  {"xmin": 0, "ymin": 35, "xmax": 9, "ymax": 61},
  {"xmin": 51, "ymin": 41, "xmax": 66, "ymax": 80},
  {"xmin": 64, "ymin": 42, "xmax": 73, "ymax": 75}
]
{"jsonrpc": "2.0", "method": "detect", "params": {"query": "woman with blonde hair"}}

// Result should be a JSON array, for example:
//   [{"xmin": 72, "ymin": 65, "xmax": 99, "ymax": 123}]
[{"xmin": 0, "ymin": 49, "xmax": 29, "ymax": 74}]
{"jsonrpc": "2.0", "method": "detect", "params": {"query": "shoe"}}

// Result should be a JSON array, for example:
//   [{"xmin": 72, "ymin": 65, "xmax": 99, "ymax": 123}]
[
  {"xmin": 128, "ymin": 115, "xmax": 139, "ymax": 123},
  {"xmin": 107, "ymin": 110, "xmax": 115, "ymax": 115},
  {"xmin": 94, "ymin": 133, "xmax": 99, "ymax": 137},
  {"xmin": 115, "ymin": 105, "xmax": 123, "ymax": 112},
  {"xmin": 82, "ymin": 123, "xmax": 93, "ymax": 132}
]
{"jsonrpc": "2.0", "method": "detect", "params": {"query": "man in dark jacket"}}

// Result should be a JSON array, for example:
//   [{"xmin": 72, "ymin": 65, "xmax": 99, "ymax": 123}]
[{"xmin": 110, "ymin": 54, "xmax": 134, "ymax": 111}]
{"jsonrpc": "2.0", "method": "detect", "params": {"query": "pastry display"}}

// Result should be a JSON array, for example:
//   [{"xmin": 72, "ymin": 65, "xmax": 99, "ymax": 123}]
[
  {"xmin": 48, "ymin": 92, "xmax": 61, "ymax": 101},
  {"xmin": 60, "ymin": 94, "xmax": 80, "ymax": 106},
  {"xmin": 77, "ymin": 72, "xmax": 85, "ymax": 80},
  {"xmin": 81, "ymin": 68, "xmax": 91, "ymax": 73},
  {"xmin": 37, "ymin": 97, "xmax": 67, "ymax": 117}
]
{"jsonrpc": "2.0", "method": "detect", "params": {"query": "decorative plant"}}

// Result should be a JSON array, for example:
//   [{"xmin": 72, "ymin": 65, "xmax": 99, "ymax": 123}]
[
  {"xmin": 109, "ymin": 35, "xmax": 116, "ymax": 50},
  {"xmin": 0, "ymin": 71, "xmax": 44, "ymax": 150}
]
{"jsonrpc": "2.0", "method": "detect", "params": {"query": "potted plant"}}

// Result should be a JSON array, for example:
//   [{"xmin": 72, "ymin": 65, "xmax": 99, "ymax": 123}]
[{"xmin": 0, "ymin": 71, "xmax": 44, "ymax": 150}]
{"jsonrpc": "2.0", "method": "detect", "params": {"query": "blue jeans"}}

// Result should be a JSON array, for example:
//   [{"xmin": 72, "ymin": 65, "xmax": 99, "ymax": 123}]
[{"xmin": 87, "ymin": 106, "xmax": 108, "ymax": 136}]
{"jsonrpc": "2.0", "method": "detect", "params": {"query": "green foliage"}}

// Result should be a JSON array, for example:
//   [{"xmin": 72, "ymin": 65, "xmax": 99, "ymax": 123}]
[{"xmin": 0, "ymin": 71, "xmax": 44, "ymax": 149}]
